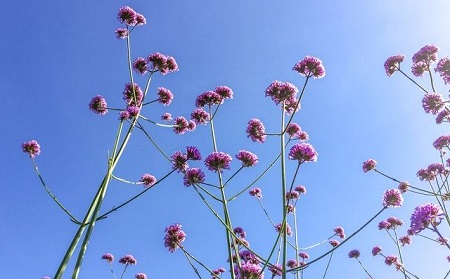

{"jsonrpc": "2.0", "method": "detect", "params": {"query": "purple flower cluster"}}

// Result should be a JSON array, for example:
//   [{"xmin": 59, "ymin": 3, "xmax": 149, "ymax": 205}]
[
  {"xmin": 171, "ymin": 147, "xmax": 201, "ymax": 172},
  {"xmin": 298, "ymin": 252, "xmax": 309, "ymax": 260},
  {"xmin": 384, "ymin": 55, "xmax": 405, "ymax": 77},
  {"xmin": 433, "ymin": 135, "xmax": 450, "ymax": 150},
  {"xmin": 398, "ymin": 181, "xmax": 409, "ymax": 193},
  {"xmin": 173, "ymin": 116, "xmax": 195, "ymax": 134},
  {"xmin": 435, "ymin": 57, "xmax": 450, "ymax": 84},
  {"xmin": 123, "ymin": 82, "xmax": 143, "ymax": 107},
  {"xmin": 409, "ymin": 203, "xmax": 443, "ymax": 234},
  {"xmin": 382, "ymin": 188, "xmax": 403, "ymax": 208},
  {"xmin": 164, "ymin": 223, "xmax": 186, "ymax": 252},
  {"xmin": 275, "ymin": 222, "xmax": 292, "ymax": 236},
  {"xmin": 195, "ymin": 86, "xmax": 233, "ymax": 108},
  {"xmin": 288, "ymin": 143, "xmax": 318, "ymax": 163},
  {"xmin": 147, "ymin": 52, "xmax": 178, "ymax": 75},
  {"xmin": 162, "ymin": 112, "xmax": 172, "ymax": 121},
  {"xmin": 372, "ymin": 246, "xmax": 382, "ymax": 256},
  {"xmin": 265, "ymin": 80, "xmax": 298, "ymax": 106},
  {"xmin": 205, "ymin": 152, "xmax": 232, "ymax": 172},
  {"xmin": 135, "ymin": 273, "xmax": 147, "ymax": 279},
  {"xmin": 211, "ymin": 268, "xmax": 226, "ymax": 279},
  {"xmin": 384, "ymin": 255, "xmax": 399, "ymax": 266},
  {"xmin": 234, "ymin": 262, "xmax": 263, "ymax": 279},
  {"xmin": 101, "ymin": 253, "xmax": 114, "ymax": 263},
  {"xmin": 191, "ymin": 108, "xmax": 210, "ymax": 124},
  {"xmin": 379, "ymin": 217, "xmax": 403, "ymax": 230},
  {"xmin": 140, "ymin": 173, "xmax": 156, "ymax": 187},
  {"xmin": 21, "ymin": 140, "xmax": 41, "ymax": 158},
  {"xmin": 246, "ymin": 119, "xmax": 266, "ymax": 143},
  {"xmin": 117, "ymin": 6, "xmax": 146, "ymax": 27},
  {"xmin": 89, "ymin": 95, "xmax": 108, "ymax": 115},
  {"xmin": 235, "ymin": 150, "xmax": 258, "ymax": 167},
  {"xmin": 362, "ymin": 159, "xmax": 377, "ymax": 173},
  {"xmin": 422, "ymin": 93, "xmax": 445, "ymax": 115},
  {"xmin": 348, "ymin": 249, "xmax": 360, "ymax": 258},
  {"xmin": 157, "ymin": 87, "xmax": 174, "ymax": 106},
  {"xmin": 119, "ymin": 254, "xmax": 137, "ymax": 265},
  {"xmin": 119, "ymin": 106, "xmax": 140, "ymax": 120},
  {"xmin": 417, "ymin": 163, "xmax": 447, "ymax": 181},
  {"xmin": 329, "ymin": 239, "xmax": 340, "ymax": 247},
  {"xmin": 334, "ymin": 226, "xmax": 346, "ymax": 239},
  {"xmin": 183, "ymin": 168, "xmax": 206, "ymax": 186},
  {"xmin": 249, "ymin": 187, "xmax": 262, "ymax": 199},
  {"xmin": 293, "ymin": 56, "xmax": 326, "ymax": 79},
  {"xmin": 399, "ymin": 235, "xmax": 412, "ymax": 246},
  {"xmin": 268, "ymin": 264, "xmax": 283, "ymax": 276},
  {"xmin": 436, "ymin": 109, "xmax": 450, "ymax": 124},
  {"xmin": 410, "ymin": 45, "xmax": 439, "ymax": 76}
]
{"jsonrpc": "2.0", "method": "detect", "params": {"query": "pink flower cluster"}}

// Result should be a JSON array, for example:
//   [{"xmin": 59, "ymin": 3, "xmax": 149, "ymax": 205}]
[
  {"xmin": 164, "ymin": 223, "xmax": 186, "ymax": 252},
  {"xmin": 195, "ymin": 86, "xmax": 233, "ymax": 107},
  {"xmin": 409, "ymin": 203, "xmax": 443, "ymax": 234},
  {"xmin": 293, "ymin": 56, "xmax": 326, "ymax": 79},
  {"xmin": 384, "ymin": 55, "xmax": 405, "ymax": 77},
  {"xmin": 133, "ymin": 52, "xmax": 178, "ymax": 75},
  {"xmin": 21, "ymin": 140, "xmax": 41, "ymax": 158},
  {"xmin": 288, "ymin": 143, "xmax": 318, "ymax": 163},
  {"xmin": 382, "ymin": 189, "xmax": 403, "ymax": 208}
]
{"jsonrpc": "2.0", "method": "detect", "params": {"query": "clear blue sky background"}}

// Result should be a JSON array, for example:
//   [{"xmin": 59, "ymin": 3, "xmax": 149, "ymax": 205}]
[{"xmin": 2, "ymin": 1, "xmax": 450, "ymax": 278}]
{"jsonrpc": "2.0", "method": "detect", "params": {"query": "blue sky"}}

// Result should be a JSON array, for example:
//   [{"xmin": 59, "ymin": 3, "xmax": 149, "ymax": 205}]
[{"xmin": 3, "ymin": 1, "xmax": 450, "ymax": 278}]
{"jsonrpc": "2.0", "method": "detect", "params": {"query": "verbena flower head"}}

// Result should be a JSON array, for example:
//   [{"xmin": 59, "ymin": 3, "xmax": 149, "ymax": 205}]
[
  {"xmin": 212, "ymin": 268, "xmax": 226, "ymax": 278},
  {"xmin": 171, "ymin": 151, "xmax": 188, "ymax": 172},
  {"xmin": 427, "ymin": 162, "xmax": 447, "ymax": 176},
  {"xmin": 386, "ymin": 216, "xmax": 404, "ymax": 229},
  {"xmin": 140, "ymin": 173, "xmax": 156, "ymax": 187},
  {"xmin": 410, "ymin": 203, "xmax": 443, "ymax": 234},
  {"xmin": 235, "ymin": 150, "xmax": 259, "ymax": 167},
  {"xmin": 269, "ymin": 264, "xmax": 283, "ymax": 276},
  {"xmin": 372, "ymin": 246, "xmax": 382, "ymax": 256},
  {"xmin": 265, "ymin": 80, "xmax": 298, "ymax": 105},
  {"xmin": 191, "ymin": 108, "xmax": 210, "ymax": 124},
  {"xmin": 348, "ymin": 249, "xmax": 360, "ymax": 258},
  {"xmin": 119, "ymin": 254, "xmax": 137, "ymax": 265},
  {"xmin": 157, "ymin": 87, "xmax": 174, "ymax": 106},
  {"xmin": 119, "ymin": 110, "xmax": 130, "ymax": 120},
  {"xmin": 417, "ymin": 168, "xmax": 435, "ymax": 181},
  {"xmin": 115, "ymin": 28, "xmax": 128, "ymax": 39},
  {"xmin": 275, "ymin": 222, "xmax": 292, "ymax": 236},
  {"xmin": 162, "ymin": 112, "xmax": 172, "ymax": 121},
  {"xmin": 135, "ymin": 13, "xmax": 146, "ymax": 26},
  {"xmin": 234, "ymin": 262, "xmax": 263, "ymax": 279},
  {"xmin": 435, "ymin": 57, "xmax": 450, "ymax": 84},
  {"xmin": 282, "ymin": 95, "xmax": 301, "ymax": 114},
  {"xmin": 21, "ymin": 140, "xmax": 41, "ymax": 158},
  {"xmin": 215, "ymin": 86, "xmax": 233, "ymax": 100},
  {"xmin": 384, "ymin": 255, "xmax": 399, "ymax": 266},
  {"xmin": 286, "ymin": 123, "xmax": 302, "ymax": 139},
  {"xmin": 298, "ymin": 252, "xmax": 309, "ymax": 260},
  {"xmin": 117, "ymin": 6, "xmax": 137, "ymax": 26},
  {"xmin": 187, "ymin": 120, "xmax": 196, "ymax": 131},
  {"xmin": 329, "ymin": 239, "xmax": 340, "ymax": 247},
  {"xmin": 183, "ymin": 168, "xmax": 206, "ymax": 186},
  {"xmin": 233, "ymin": 227, "xmax": 247, "ymax": 239},
  {"xmin": 288, "ymin": 143, "xmax": 318, "ymax": 163},
  {"xmin": 186, "ymin": 146, "xmax": 201, "ymax": 160},
  {"xmin": 433, "ymin": 135, "xmax": 450, "ymax": 150},
  {"xmin": 205, "ymin": 152, "xmax": 232, "ymax": 172},
  {"xmin": 298, "ymin": 131, "xmax": 309, "ymax": 142},
  {"xmin": 378, "ymin": 220, "xmax": 391, "ymax": 230},
  {"xmin": 398, "ymin": 181, "xmax": 409, "ymax": 193},
  {"xmin": 436, "ymin": 109, "xmax": 450, "ymax": 124},
  {"xmin": 293, "ymin": 56, "xmax": 325, "ymax": 78},
  {"xmin": 287, "ymin": 259, "xmax": 299, "ymax": 268},
  {"xmin": 249, "ymin": 187, "xmax": 262, "ymax": 199},
  {"xmin": 173, "ymin": 116, "xmax": 189, "ymax": 135},
  {"xmin": 148, "ymin": 52, "xmax": 178, "ymax": 75},
  {"xmin": 126, "ymin": 106, "xmax": 140, "ymax": 118},
  {"xmin": 195, "ymin": 91, "xmax": 223, "ymax": 107},
  {"xmin": 123, "ymin": 82, "xmax": 143, "ymax": 106},
  {"xmin": 135, "ymin": 273, "xmax": 147, "ymax": 279},
  {"xmin": 164, "ymin": 223, "xmax": 186, "ymax": 252},
  {"xmin": 412, "ymin": 44, "xmax": 439, "ymax": 64},
  {"xmin": 383, "ymin": 188, "xmax": 403, "ymax": 208},
  {"xmin": 362, "ymin": 159, "xmax": 377, "ymax": 173},
  {"xmin": 89, "ymin": 95, "xmax": 108, "ymax": 115},
  {"xmin": 246, "ymin": 119, "xmax": 266, "ymax": 143},
  {"xmin": 286, "ymin": 191, "xmax": 300, "ymax": 200},
  {"xmin": 399, "ymin": 235, "xmax": 412, "ymax": 246},
  {"xmin": 334, "ymin": 226, "xmax": 345, "ymax": 239},
  {"xmin": 101, "ymin": 253, "xmax": 114, "ymax": 263},
  {"xmin": 239, "ymin": 250, "xmax": 260, "ymax": 264},
  {"xmin": 438, "ymin": 236, "xmax": 449, "ymax": 245},
  {"xmin": 384, "ymin": 55, "xmax": 405, "ymax": 77},
  {"xmin": 412, "ymin": 61, "xmax": 428, "ymax": 77},
  {"xmin": 133, "ymin": 57, "xmax": 148, "ymax": 75},
  {"xmin": 422, "ymin": 93, "xmax": 444, "ymax": 115},
  {"xmin": 295, "ymin": 185, "xmax": 306, "ymax": 194}
]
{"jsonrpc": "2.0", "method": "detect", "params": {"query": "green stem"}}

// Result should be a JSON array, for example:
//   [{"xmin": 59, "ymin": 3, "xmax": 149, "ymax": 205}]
[
  {"xmin": 280, "ymin": 105, "xmax": 287, "ymax": 279},
  {"xmin": 397, "ymin": 67, "xmax": 428, "ymax": 94},
  {"xmin": 31, "ymin": 159, "xmax": 80, "ymax": 224}
]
